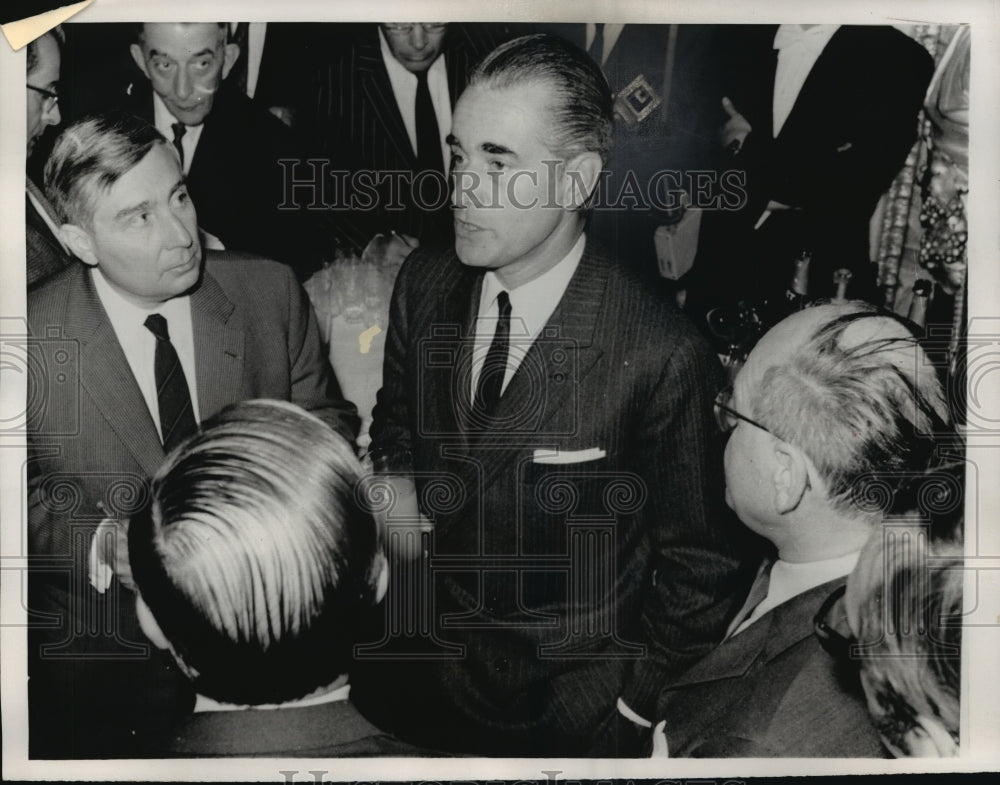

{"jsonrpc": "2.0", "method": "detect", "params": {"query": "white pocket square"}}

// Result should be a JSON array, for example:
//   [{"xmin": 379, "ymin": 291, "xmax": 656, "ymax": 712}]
[{"xmin": 533, "ymin": 448, "xmax": 606, "ymax": 464}]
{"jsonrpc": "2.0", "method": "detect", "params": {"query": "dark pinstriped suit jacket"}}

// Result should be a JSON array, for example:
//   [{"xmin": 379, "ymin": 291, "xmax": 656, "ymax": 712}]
[
  {"xmin": 358, "ymin": 242, "xmax": 757, "ymax": 756},
  {"xmin": 309, "ymin": 24, "xmax": 500, "ymax": 251},
  {"xmin": 25, "ymin": 251, "xmax": 358, "ymax": 757}
]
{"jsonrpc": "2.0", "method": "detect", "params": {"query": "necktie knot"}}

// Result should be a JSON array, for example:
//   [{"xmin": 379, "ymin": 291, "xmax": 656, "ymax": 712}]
[
  {"xmin": 496, "ymin": 289, "xmax": 511, "ymax": 318},
  {"xmin": 144, "ymin": 313, "xmax": 171, "ymax": 341}
]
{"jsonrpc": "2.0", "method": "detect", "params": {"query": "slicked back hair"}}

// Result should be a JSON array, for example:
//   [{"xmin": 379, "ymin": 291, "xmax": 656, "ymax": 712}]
[
  {"xmin": 469, "ymin": 33, "xmax": 614, "ymax": 166},
  {"xmin": 753, "ymin": 305, "xmax": 953, "ymax": 518},
  {"xmin": 129, "ymin": 399, "xmax": 381, "ymax": 706},
  {"xmin": 43, "ymin": 110, "xmax": 166, "ymax": 226}
]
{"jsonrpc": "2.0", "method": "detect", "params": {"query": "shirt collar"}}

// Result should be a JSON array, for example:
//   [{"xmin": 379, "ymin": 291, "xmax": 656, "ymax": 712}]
[
  {"xmin": 479, "ymin": 233, "xmax": 585, "ymax": 330},
  {"xmin": 773, "ymin": 24, "xmax": 839, "ymax": 51},
  {"xmin": 91, "ymin": 266, "xmax": 191, "ymax": 323}
]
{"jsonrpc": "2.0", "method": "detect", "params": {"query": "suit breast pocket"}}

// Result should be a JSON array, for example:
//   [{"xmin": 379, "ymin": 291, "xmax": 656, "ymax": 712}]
[{"xmin": 518, "ymin": 457, "xmax": 646, "ymax": 553}]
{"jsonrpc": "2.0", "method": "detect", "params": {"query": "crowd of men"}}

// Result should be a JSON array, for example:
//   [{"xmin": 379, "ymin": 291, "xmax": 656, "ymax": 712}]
[{"xmin": 22, "ymin": 22, "xmax": 962, "ymax": 760}]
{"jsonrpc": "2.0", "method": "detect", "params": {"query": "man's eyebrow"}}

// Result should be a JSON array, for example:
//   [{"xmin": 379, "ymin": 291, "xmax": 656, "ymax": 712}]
[
  {"xmin": 148, "ymin": 47, "xmax": 216, "ymax": 59},
  {"xmin": 445, "ymin": 133, "xmax": 461, "ymax": 147},
  {"xmin": 481, "ymin": 142, "xmax": 515, "ymax": 156},
  {"xmin": 114, "ymin": 200, "xmax": 151, "ymax": 222},
  {"xmin": 169, "ymin": 177, "xmax": 188, "ymax": 197}
]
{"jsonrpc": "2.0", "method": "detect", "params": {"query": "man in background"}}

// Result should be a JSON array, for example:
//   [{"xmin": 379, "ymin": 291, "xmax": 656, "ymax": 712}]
[
  {"xmin": 309, "ymin": 22, "xmax": 501, "ymax": 252},
  {"xmin": 686, "ymin": 25, "xmax": 934, "ymax": 318},
  {"xmin": 26, "ymin": 26, "xmax": 73, "ymax": 288},
  {"xmin": 126, "ymin": 22, "xmax": 330, "ymax": 277}
]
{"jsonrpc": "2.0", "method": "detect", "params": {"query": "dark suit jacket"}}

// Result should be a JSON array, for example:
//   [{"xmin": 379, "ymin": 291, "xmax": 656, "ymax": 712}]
[
  {"xmin": 690, "ymin": 25, "xmax": 934, "ymax": 307},
  {"xmin": 535, "ymin": 24, "xmax": 723, "ymax": 277},
  {"xmin": 124, "ymin": 82, "xmax": 331, "ymax": 278},
  {"xmin": 26, "ymin": 184, "xmax": 73, "ymax": 289},
  {"xmin": 150, "ymin": 698, "xmax": 435, "ymax": 757},
  {"xmin": 26, "ymin": 252, "xmax": 359, "ymax": 757},
  {"xmin": 356, "ymin": 242, "xmax": 757, "ymax": 756},
  {"xmin": 308, "ymin": 24, "xmax": 500, "ymax": 251},
  {"xmin": 654, "ymin": 577, "xmax": 887, "ymax": 757}
]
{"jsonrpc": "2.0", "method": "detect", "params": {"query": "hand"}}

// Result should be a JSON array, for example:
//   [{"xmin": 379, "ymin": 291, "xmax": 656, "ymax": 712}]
[
  {"xmin": 88, "ymin": 517, "xmax": 135, "ymax": 593},
  {"xmin": 720, "ymin": 96, "xmax": 752, "ymax": 154},
  {"xmin": 363, "ymin": 231, "xmax": 419, "ymax": 268}
]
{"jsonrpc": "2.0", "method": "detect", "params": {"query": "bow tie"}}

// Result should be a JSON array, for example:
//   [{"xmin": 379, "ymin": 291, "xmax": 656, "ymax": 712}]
[{"xmin": 773, "ymin": 24, "xmax": 835, "ymax": 50}]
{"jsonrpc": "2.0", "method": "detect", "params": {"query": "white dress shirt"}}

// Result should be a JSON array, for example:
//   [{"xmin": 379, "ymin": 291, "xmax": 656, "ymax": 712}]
[
  {"xmin": 772, "ymin": 24, "xmax": 840, "ymax": 137},
  {"xmin": 470, "ymin": 234, "xmax": 585, "ymax": 398},
  {"xmin": 732, "ymin": 549, "xmax": 860, "ymax": 636},
  {"xmin": 378, "ymin": 27, "xmax": 451, "ymax": 170},
  {"xmin": 91, "ymin": 268, "xmax": 200, "ymax": 439},
  {"xmin": 152, "ymin": 92, "xmax": 205, "ymax": 175}
]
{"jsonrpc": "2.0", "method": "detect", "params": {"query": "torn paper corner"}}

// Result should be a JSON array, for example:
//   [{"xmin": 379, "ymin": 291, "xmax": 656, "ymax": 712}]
[{"xmin": 1, "ymin": 0, "xmax": 94, "ymax": 52}]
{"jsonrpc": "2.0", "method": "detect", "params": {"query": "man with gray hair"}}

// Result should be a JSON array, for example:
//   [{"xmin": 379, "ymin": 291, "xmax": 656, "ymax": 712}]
[
  {"xmin": 650, "ymin": 302, "xmax": 954, "ymax": 757},
  {"xmin": 27, "ymin": 111, "xmax": 357, "ymax": 757}
]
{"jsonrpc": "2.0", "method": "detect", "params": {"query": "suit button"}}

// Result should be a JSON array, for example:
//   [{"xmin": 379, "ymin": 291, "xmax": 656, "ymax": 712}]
[{"xmin": 495, "ymin": 657, "xmax": 510, "ymax": 674}]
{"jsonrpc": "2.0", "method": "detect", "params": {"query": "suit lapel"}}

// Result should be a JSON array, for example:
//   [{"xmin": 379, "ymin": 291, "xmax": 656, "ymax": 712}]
[
  {"xmin": 190, "ymin": 262, "xmax": 245, "ymax": 421},
  {"xmin": 665, "ymin": 577, "xmax": 847, "ymax": 689},
  {"xmin": 468, "ymin": 247, "xmax": 608, "ymax": 492},
  {"xmin": 66, "ymin": 267, "xmax": 165, "ymax": 478},
  {"xmin": 358, "ymin": 35, "xmax": 416, "ymax": 165}
]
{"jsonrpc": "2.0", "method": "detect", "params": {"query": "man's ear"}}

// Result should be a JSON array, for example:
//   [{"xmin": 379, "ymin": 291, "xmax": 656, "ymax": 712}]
[
  {"xmin": 221, "ymin": 42, "xmax": 240, "ymax": 81},
  {"xmin": 772, "ymin": 441, "xmax": 810, "ymax": 514},
  {"xmin": 60, "ymin": 224, "xmax": 98, "ymax": 267},
  {"xmin": 373, "ymin": 552, "xmax": 389, "ymax": 604},
  {"xmin": 129, "ymin": 43, "xmax": 150, "ymax": 80},
  {"xmin": 560, "ymin": 151, "xmax": 603, "ymax": 210},
  {"xmin": 135, "ymin": 595, "xmax": 171, "ymax": 650}
]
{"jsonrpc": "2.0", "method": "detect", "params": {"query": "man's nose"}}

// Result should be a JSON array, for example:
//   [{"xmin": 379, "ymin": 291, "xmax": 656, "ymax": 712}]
[
  {"xmin": 409, "ymin": 25, "xmax": 428, "ymax": 49},
  {"xmin": 45, "ymin": 102, "xmax": 61, "ymax": 127},
  {"xmin": 164, "ymin": 209, "xmax": 194, "ymax": 248},
  {"xmin": 175, "ymin": 67, "xmax": 193, "ymax": 100}
]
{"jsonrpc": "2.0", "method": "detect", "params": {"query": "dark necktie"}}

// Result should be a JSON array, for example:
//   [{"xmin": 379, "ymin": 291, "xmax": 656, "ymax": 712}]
[
  {"xmin": 589, "ymin": 23, "xmax": 605, "ymax": 65},
  {"xmin": 414, "ymin": 68, "xmax": 445, "ymax": 175},
  {"xmin": 725, "ymin": 559, "xmax": 773, "ymax": 639},
  {"xmin": 144, "ymin": 313, "xmax": 198, "ymax": 454},
  {"xmin": 472, "ymin": 290, "xmax": 512, "ymax": 425},
  {"xmin": 170, "ymin": 123, "xmax": 186, "ymax": 168}
]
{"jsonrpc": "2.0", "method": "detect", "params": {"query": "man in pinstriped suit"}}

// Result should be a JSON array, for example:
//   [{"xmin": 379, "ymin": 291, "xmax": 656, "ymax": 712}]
[
  {"xmin": 308, "ymin": 22, "xmax": 503, "ymax": 252},
  {"xmin": 25, "ymin": 112, "xmax": 358, "ymax": 758},
  {"xmin": 355, "ymin": 33, "xmax": 758, "ymax": 757}
]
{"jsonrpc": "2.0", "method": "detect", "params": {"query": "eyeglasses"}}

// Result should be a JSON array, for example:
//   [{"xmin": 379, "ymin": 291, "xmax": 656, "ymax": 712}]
[
  {"xmin": 813, "ymin": 584, "xmax": 859, "ymax": 661},
  {"xmin": 382, "ymin": 23, "xmax": 447, "ymax": 34},
  {"xmin": 27, "ymin": 83, "xmax": 59, "ymax": 110},
  {"xmin": 714, "ymin": 386, "xmax": 772, "ymax": 436}
]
